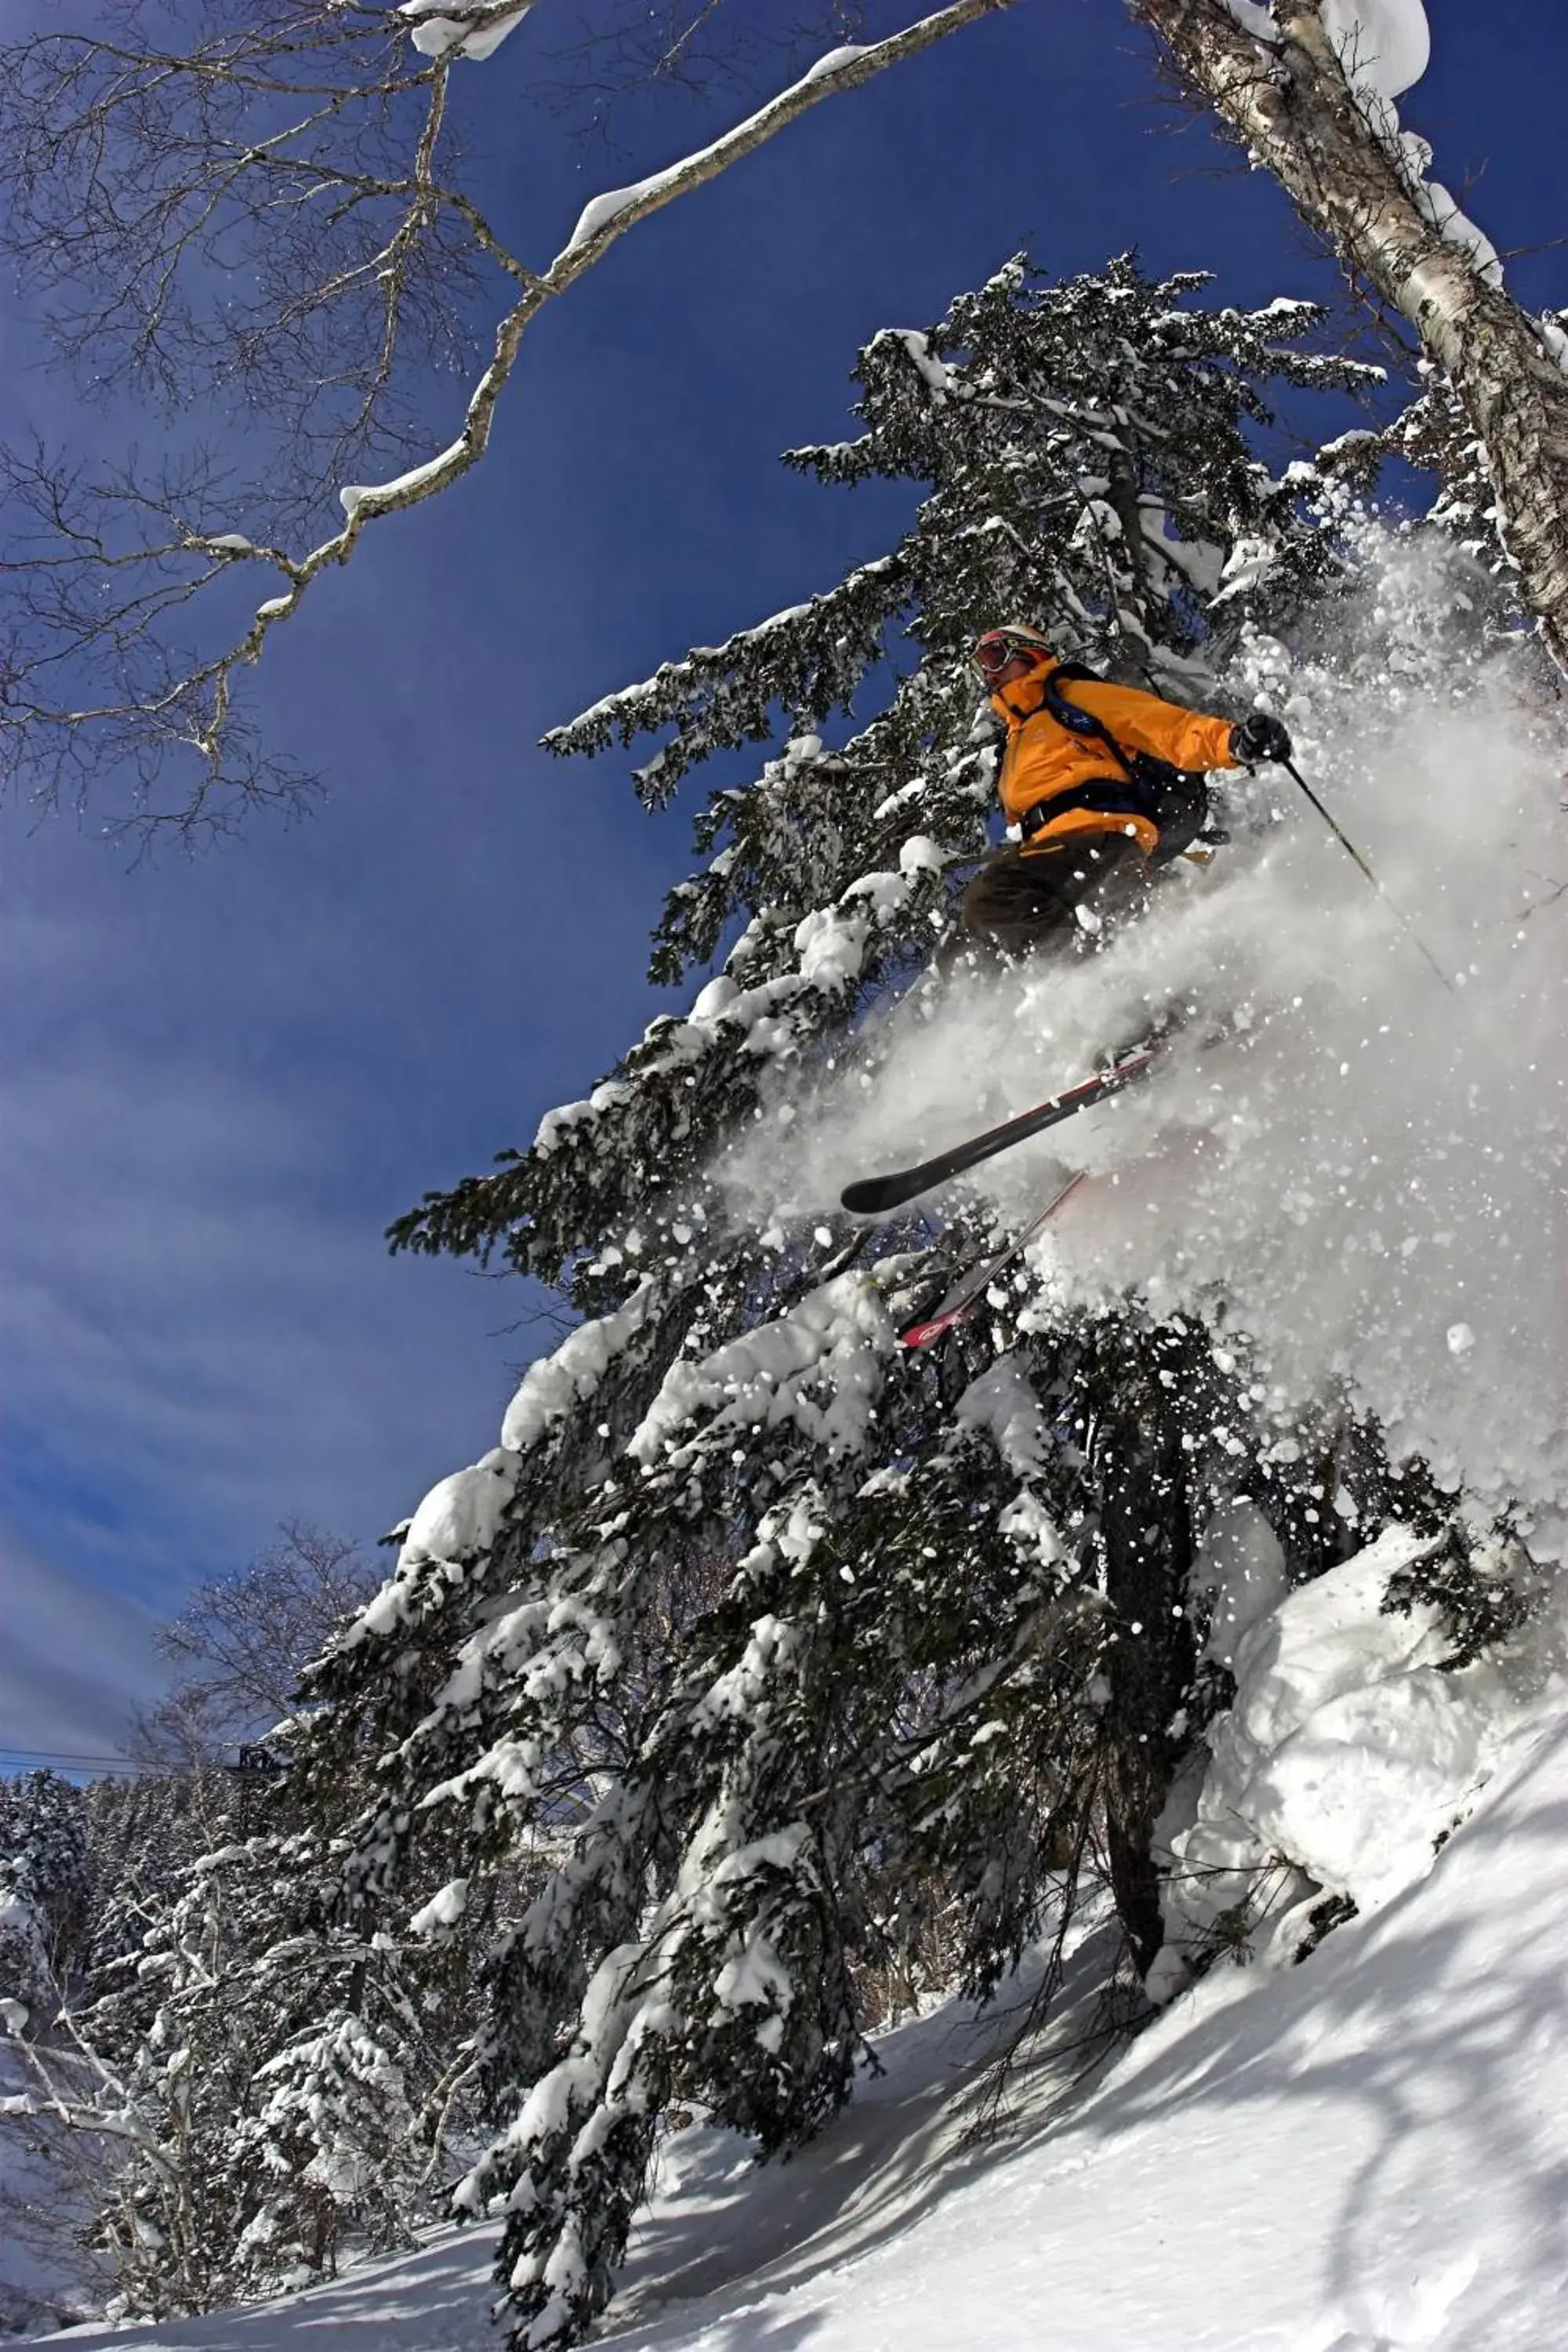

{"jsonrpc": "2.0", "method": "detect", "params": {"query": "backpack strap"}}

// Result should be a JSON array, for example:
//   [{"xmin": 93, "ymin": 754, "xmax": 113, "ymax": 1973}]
[
  {"xmin": 1022, "ymin": 661, "xmax": 1214, "ymax": 861},
  {"xmin": 1040, "ymin": 662, "xmax": 1138, "ymax": 779},
  {"xmin": 1019, "ymin": 782, "xmax": 1152, "ymax": 839},
  {"xmin": 1034, "ymin": 661, "xmax": 1162, "ymax": 825}
]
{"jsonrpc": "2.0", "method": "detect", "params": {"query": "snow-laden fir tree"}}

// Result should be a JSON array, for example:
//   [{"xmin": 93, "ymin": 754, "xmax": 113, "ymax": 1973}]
[
  {"xmin": 1, "ymin": 1804, "xmax": 476, "ymax": 2320},
  {"xmin": 0, "ymin": 1529, "xmax": 506, "ymax": 2321},
  {"xmin": 0, "ymin": 1770, "xmax": 93, "ymax": 2035},
  {"xmin": 291, "ymin": 253, "xmax": 1489, "ymax": 2349}
]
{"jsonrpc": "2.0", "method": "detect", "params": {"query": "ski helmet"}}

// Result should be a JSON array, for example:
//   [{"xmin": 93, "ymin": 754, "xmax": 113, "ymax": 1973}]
[{"xmin": 971, "ymin": 623, "xmax": 1053, "ymax": 688}]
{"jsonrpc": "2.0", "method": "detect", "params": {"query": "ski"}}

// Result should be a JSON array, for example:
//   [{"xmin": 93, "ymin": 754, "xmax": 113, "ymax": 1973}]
[
  {"xmin": 840, "ymin": 1037, "xmax": 1167, "ymax": 1217},
  {"xmin": 899, "ymin": 1169, "xmax": 1087, "ymax": 1348}
]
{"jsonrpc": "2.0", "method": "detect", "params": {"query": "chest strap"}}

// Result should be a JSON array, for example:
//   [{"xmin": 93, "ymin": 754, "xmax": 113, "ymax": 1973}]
[{"xmin": 1019, "ymin": 782, "xmax": 1154, "ymax": 840}]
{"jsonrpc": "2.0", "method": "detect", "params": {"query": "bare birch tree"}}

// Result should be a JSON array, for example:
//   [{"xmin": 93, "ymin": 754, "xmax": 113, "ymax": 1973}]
[
  {"xmin": 0, "ymin": 0, "xmax": 1018, "ymax": 839},
  {"xmin": 1131, "ymin": 0, "xmax": 1568, "ymax": 673},
  {"xmin": 129, "ymin": 1523, "xmax": 378, "ymax": 1769}
]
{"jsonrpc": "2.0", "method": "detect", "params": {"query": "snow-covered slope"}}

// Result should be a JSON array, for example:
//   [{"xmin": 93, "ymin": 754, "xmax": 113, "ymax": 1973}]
[{"xmin": 48, "ymin": 1688, "xmax": 1568, "ymax": 2351}]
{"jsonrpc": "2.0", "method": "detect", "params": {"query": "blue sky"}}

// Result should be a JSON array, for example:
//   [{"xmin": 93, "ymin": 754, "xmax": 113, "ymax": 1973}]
[{"xmin": 2, "ymin": 0, "xmax": 1564, "ymax": 1759}]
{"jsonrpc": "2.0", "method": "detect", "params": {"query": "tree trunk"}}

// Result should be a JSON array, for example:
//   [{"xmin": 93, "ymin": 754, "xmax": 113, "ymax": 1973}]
[
  {"xmin": 1134, "ymin": 0, "xmax": 1568, "ymax": 673},
  {"xmin": 1096, "ymin": 1348, "xmax": 1198, "ymax": 1975}
]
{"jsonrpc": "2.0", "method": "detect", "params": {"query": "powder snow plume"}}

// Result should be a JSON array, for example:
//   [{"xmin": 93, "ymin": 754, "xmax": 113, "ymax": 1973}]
[{"xmin": 722, "ymin": 521, "xmax": 1567, "ymax": 1553}]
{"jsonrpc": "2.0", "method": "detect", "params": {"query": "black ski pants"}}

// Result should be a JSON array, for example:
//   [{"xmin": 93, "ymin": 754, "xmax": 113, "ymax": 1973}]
[{"xmin": 959, "ymin": 831, "xmax": 1150, "ymax": 959}]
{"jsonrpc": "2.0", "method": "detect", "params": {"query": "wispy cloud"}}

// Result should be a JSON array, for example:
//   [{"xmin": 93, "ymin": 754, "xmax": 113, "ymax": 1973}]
[
  {"xmin": 0, "ymin": 811, "xmax": 530, "ymax": 1670},
  {"xmin": 0, "ymin": 438, "xmax": 694, "ymax": 1747},
  {"xmin": 0, "ymin": 1526, "xmax": 165, "ymax": 1761}
]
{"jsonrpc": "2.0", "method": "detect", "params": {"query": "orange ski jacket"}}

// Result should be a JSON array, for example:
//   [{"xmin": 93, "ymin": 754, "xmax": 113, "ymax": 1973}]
[{"xmin": 990, "ymin": 658, "xmax": 1239, "ymax": 857}]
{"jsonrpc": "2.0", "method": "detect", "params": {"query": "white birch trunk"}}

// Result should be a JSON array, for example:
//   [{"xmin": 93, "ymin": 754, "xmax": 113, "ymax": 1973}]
[{"xmin": 1135, "ymin": 0, "xmax": 1568, "ymax": 672}]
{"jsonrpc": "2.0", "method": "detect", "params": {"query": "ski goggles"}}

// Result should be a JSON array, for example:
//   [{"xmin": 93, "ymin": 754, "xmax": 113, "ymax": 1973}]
[{"xmin": 971, "ymin": 630, "xmax": 1048, "ymax": 689}]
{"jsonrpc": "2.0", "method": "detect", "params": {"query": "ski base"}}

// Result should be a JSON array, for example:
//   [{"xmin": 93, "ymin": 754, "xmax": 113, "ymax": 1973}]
[{"xmin": 899, "ymin": 1169, "xmax": 1087, "ymax": 1348}]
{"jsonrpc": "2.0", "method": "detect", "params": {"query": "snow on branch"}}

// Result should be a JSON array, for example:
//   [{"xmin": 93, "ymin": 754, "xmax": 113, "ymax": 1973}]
[
  {"xmin": 544, "ymin": 554, "xmax": 913, "ymax": 806},
  {"xmin": 399, "ymin": 0, "xmax": 539, "ymax": 63},
  {"xmin": 327, "ymin": 5, "xmax": 1017, "ymax": 534}
]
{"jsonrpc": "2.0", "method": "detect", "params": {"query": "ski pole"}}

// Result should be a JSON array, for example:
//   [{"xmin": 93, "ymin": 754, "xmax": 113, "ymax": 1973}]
[{"xmin": 1280, "ymin": 757, "xmax": 1453, "ymax": 994}]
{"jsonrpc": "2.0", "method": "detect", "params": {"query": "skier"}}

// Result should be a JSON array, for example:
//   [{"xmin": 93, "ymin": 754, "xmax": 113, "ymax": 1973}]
[{"xmin": 960, "ymin": 623, "xmax": 1291, "ymax": 956}]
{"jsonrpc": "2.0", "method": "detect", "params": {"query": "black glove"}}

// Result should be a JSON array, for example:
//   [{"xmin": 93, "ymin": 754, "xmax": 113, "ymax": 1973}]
[{"xmin": 1229, "ymin": 711, "xmax": 1293, "ymax": 766}]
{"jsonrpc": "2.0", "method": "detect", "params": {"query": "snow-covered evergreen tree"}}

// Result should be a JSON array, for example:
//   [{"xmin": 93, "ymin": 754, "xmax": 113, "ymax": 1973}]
[
  {"xmin": 390, "ymin": 252, "xmax": 1379, "ymax": 1281},
  {"xmin": 0, "ymin": 1713, "xmax": 501, "ymax": 2314},
  {"xmin": 270, "ymin": 252, "xmax": 1486, "ymax": 2350},
  {"xmin": 2, "ymin": 1811, "xmax": 470, "ymax": 2320},
  {"xmin": 0, "ymin": 1771, "xmax": 92, "ymax": 2035}
]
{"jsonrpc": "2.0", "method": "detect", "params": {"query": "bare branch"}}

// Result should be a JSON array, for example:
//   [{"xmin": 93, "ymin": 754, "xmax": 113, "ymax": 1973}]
[
  {"xmin": 0, "ymin": 0, "xmax": 1020, "ymax": 840},
  {"xmin": 527, "ymin": 2, "xmax": 873, "ymax": 142},
  {"xmin": 129, "ymin": 1524, "xmax": 379, "ymax": 1768}
]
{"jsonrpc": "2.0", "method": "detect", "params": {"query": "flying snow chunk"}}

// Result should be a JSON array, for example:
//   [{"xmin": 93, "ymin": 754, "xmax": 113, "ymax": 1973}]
[{"xmin": 1446, "ymin": 1322, "xmax": 1476, "ymax": 1357}]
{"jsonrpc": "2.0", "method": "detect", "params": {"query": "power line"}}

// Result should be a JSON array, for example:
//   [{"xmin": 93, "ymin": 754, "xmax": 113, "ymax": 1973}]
[
  {"xmin": 2, "ymin": 1746, "xmax": 146, "ymax": 1766},
  {"xmin": 1, "ymin": 1743, "xmax": 285, "ymax": 1781},
  {"xmin": 0, "ymin": 1745, "xmax": 190, "ymax": 1777}
]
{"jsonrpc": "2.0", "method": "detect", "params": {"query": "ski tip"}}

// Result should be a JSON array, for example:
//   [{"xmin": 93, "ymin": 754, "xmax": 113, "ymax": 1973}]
[
  {"xmin": 898, "ymin": 1316, "xmax": 953, "ymax": 1350},
  {"xmin": 840, "ymin": 1174, "xmax": 918, "ymax": 1216}
]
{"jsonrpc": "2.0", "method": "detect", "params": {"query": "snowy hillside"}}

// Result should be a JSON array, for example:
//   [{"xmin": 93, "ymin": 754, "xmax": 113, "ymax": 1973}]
[{"xmin": 45, "ymin": 1672, "xmax": 1568, "ymax": 2352}]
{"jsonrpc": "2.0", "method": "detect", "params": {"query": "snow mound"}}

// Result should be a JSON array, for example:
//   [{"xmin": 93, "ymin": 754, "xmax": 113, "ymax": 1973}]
[
  {"xmin": 1156, "ymin": 1522, "xmax": 1536, "ymax": 1996},
  {"xmin": 1219, "ymin": 0, "xmax": 1432, "ymax": 95},
  {"xmin": 1321, "ymin": 0, "xmax": 1431, "ymax": 100}
]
